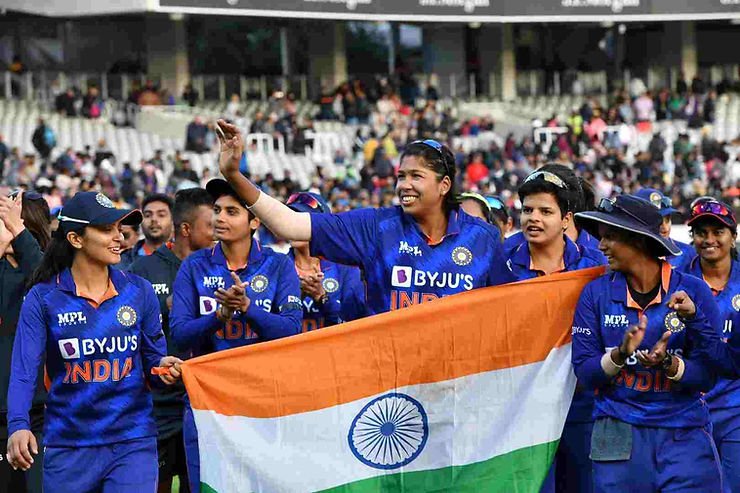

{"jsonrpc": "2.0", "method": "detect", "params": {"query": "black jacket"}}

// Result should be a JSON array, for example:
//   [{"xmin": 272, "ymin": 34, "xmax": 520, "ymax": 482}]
[
  {"xmin": 0, "ymin": 230, "xmax": 46, "ymax": 438},
  {"xmin": 129, "ymin": 244, "xmax": 186, "ymax": 440}
]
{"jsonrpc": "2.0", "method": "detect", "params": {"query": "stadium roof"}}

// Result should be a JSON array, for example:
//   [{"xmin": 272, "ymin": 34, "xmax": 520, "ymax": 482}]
[{"xmin": 6, "ymin": 0, "xmax": 740, "ymax": 22}]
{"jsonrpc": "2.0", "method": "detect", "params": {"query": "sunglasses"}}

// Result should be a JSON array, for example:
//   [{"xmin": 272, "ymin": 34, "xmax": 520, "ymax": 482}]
[
  {"xmin": 410, "ymin": 139, "xmax": 453, "ymax": 178},
  {"xmin": 484, "ymin": 195, "xmax": 506, "ymax": 211},
  {"xmin": 286, "ymin": 193, "xmax": 327, "ymax": 213},
  {"xmin": 691, "ymin": 200, "xmax": 734, "ymax": 220},
  {"xmin": 598, "ymin": 198, "xmax": 646, "ymax": 224},
  {"xmin": 458, "ymin": 192, "xmax": 491, "ymax": 210},
  {"xmin": 8, "ymin": 190, "xmax": 44, "ymax": 201},
  {"xmin": 523, "ymin": 171, "xmax": 568, "ymax": 190}
]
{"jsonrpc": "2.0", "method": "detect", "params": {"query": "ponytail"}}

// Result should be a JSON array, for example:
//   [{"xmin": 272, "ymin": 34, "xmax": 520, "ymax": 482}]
[{"xmin": 27, "ymin": 228, "xmax": 79, "ymax": 288}]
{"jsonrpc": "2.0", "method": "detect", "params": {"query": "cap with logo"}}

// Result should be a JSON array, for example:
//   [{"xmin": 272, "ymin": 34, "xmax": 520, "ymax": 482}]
[
  {"xmin": 687, "ymin": 197, "xmax": 737, "ymax": 231},
  {"xmin": 57, "ymin": 192, "xmax": 142, "ymax": 233},
  {"xmin": 634, "ymin": 188, "xmax": 677, "ymax": 217}
]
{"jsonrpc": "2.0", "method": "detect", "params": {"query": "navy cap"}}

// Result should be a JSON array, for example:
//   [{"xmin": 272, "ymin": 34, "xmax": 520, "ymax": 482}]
[
  {"xmin": 206, "ymin": 178, "xmax": 248, "ymax": 208},
  {"xmin": 285, "ymin": 192, "xmax": 331, "ymax": 214},
  {"xmin": 57, "ymin": 192, "xmax": 142, "ymax": 233},
  {"xmin": 575, "ymin": 195, "xmax": 681, "ymax": 257},
  {"xmin": 634, "ymin": 188, "xmax": 677, "ymax": 217}
]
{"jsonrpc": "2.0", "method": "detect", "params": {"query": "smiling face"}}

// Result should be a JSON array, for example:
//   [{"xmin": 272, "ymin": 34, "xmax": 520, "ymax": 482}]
[
  {"xmin": 597, "ymin": 224, "xmax": 648, "ymax": 272},
  {"xmin": 68, "ymin": 222, "xmax": 124, "ymax": 266},
  {"xmin": 396, "ymin": 155, "xmax": 450, "ymax": 221},
  {"xmin": 659, "ymin": 216, "xmax": 672, "ymax": 238},
  {"xmin": 691, "ymin": 218, "xmax": 736, "ymax": 264},
  {"xmin": 213, "ymin": 195, "xmax": 258, "ymax": 243},
  {"xmin": 521, "ymin": 192, "xmax": 570, "ymax": 247}
]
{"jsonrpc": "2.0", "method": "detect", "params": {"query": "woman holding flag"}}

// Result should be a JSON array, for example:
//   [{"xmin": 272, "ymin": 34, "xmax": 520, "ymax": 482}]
[
  {"xmin": 214, "ymin": 120, "xmax": 508, "ymax": 316},
  {"xmin": 571, "ymin": 194, "xmax": 725, "ymax": 492},
  {"xmin": 678, "ymin": 197, "xmax": 740, "ymax": 491}
]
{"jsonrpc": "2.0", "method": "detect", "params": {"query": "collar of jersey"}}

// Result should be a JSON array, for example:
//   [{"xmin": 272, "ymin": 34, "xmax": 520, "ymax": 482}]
[
  {"xmin": 511, "ymin": 234, "xmax": 580, "ymax": 270},
  {"xmin": 609, "ymin": 261, "xmax": 673, "ymax": 309},
  {"xmin": 689, "ymin": 255, "xmax": 740, "ymax": 294},
  {"xmin": 210, "ymin": 237, "xmax": 262, "ymax": 271},
  {"xmin": 577, "ymin": 228, "xmax": 596, "ymax": 246},
  {"xmin": 405, "ymin": 208, "xmax": 461, "ymax": 246},
  {"xmin": 56, "ymin": 267, "xmax": 126, "ymax": 298}
]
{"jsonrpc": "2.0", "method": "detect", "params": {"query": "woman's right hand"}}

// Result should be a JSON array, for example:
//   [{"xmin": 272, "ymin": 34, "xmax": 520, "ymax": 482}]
[
  {"xmin": 7, "ymin": 429, "xmax": 38, "ymax": 471},
  {"xmin": 216, "ymin": 119, "xmax": 244, "ymax": 178},
  {"xmin": 613, "ymin": 315, "xmax": 648, "ymax": 365}
]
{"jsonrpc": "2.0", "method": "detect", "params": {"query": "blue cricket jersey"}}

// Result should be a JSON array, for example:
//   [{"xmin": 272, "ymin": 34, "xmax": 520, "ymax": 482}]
[
  {"xmin": 169, "ymin": 239, "xmax": 302, "ymax": 356},
  {"xmin": 505, "ymin": 236, "xmax": 606, "ymax": 423},
  {"xmin": 8, "ymin": 268, "xmax": 166, "ymax": 447},
  {"xmin": 572, "ymin": 262, "xmax": 723, "ymax": 428},
  {"xmin": 681, "ymin": 255, "xmax": 740, "ymax": 415},
  {"xmin": 287, "ymin": 251, "xmax": 368, "ymax": 332},
  {"xmin": 668, "ymin": 240, "xmax": 696, "ymax": 269},
  {"xmin": 309, "ymin": 207, "xmax": 508, "ymax": 315}
]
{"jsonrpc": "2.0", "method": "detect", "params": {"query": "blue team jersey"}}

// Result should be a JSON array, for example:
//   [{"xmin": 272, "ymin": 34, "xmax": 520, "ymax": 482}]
[
  {"xmin": 681, "ymin": 255, "xmax": 740, "ymax": 413},
  {"xmin": 170, "ymin": 239, "xmax": 302, "ymax": 356},
  {"xmin": 504, "ymin": 228, "xmax": 603, "ymax": 258},
  {"xmin": 8, "ymin": 268, "xmax": 166, "ymax": 447},
  {"xmin": 668, "ymin": 240, "xmax": 696, "ymax": 269},
  {"xmin": 505, "ymin": 236, "xmax": 606, "ymax": 423},
  {"xmin": 309, "ymin": 207, "xmax": 508, "ymax": 315},
  {"xmin": 571, "ymin": 263, "xmax": 723, "ymax": 428},
  {"xmin": 287, "ymin": 251, "xmax": 368, "ymax": 332}
]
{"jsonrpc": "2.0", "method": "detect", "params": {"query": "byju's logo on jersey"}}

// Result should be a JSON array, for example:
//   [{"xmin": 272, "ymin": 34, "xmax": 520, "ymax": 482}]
[
  {"xmin": 398, "ymin": 241, "xmax": 422, "ymax": 257},
  {"xmin": 203, "ymin": 276, "xmax": 225, "ymax": 289},
  {"xmin": 57, "ymin": 311, "xmax": 87, "ymax": 326},
  {"xmin": 199, "ymin": 296, "xmax": 218, "ymax": 315},
  {"xmin": 665, "ymin": 312, "xmax": 685, "ymax": 333},
  {"xmin": 604, "ymin": 314, "xmax": 629, "ymax": 327},
  {"xmin": 58, "ymin": 338, "xmax": 81, "ymax": 359},
  {"xmin": 391, "ymin": 266, "xmax": 413, "ymax": 288}
]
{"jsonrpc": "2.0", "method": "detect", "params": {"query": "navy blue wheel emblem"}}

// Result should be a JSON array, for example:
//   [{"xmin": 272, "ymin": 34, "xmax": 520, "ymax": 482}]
[{"xmin": 348, "ymin": 392, "xmax": 429, "ymax": 470}]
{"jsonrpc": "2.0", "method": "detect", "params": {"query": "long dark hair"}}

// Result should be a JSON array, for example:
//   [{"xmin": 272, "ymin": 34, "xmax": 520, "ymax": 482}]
[
  {"xmin": 22, "ymin": 195, "xmax": 51, "ymax": 251},
  {"xmin": 28, "ymin": 228, "xmax": 81, "ymax": 288},
  {"xmin": 400, "ymin": 141, "xmax": 458, "ymax": 214}
]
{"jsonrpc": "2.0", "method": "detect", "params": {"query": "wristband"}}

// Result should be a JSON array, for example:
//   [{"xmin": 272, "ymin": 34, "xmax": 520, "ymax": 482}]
[
  {"xmin": 666, "ymin": 357, "xmax": 685, "ymax": 381},
  {"xmin": 601, "ymin": 351, "xmax": 624, "ymax": 376}
]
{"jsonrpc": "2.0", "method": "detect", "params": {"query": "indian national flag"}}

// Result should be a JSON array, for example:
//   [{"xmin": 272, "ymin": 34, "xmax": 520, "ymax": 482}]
[{"xmin": 183, "ymin": 267, "xmax": 603, "ymax": 493}]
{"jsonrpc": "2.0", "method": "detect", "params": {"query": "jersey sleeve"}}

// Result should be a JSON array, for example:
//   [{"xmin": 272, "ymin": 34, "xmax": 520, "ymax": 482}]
[
  {"xmin": 170, "ymin": 258, "xmax": 219, "ymax": 353},
  {"xmin": 685, "ymin": 280, "xmax": 730, "ymax": 383},
  {"xmin": 339, "ymin": 266, "xmax": 368, "ymax": 322},
  {"xmin": 571, "ymin": 283, "xmax": 613, "ymax": 389},
  {"xmin": 309, "ymin": 208, "xmax": 378, "ymax": 267},
  {"xmin": 137, "ymin": 279, "xmax": 167, "ymax": 382},
  {"xmin": 7, "ymin": 288, "xmax": 47, "ymax": 436},
  {"xmin": 244, "ymin": 256, "xmax": 302, "ymax": 340},
  {"xmin": 488, "ymin": 230, "xmax": 515, "ymax": 286},
  {"xmin": 11, "ymin": 229, "xmax": 43, "ymax": 279}
]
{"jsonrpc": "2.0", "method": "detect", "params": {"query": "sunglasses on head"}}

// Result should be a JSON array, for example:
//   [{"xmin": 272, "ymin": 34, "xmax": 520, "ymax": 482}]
[
  {"xmin": 410, "ymin": 139, "xmax": 452, "ymax": 178},
  {"xmin": 286, "ymin": 193, "xmax": 326, "ymax": 213},
  {"xmin": 8, "ymin": 190, "xmax": 44, "ymax": 201},
  {"xmin": 598, "ymin": 197, "xmax": 645, "ymax": 224},
  {"xmin": 484, "ymin": 195, "xmax": 506, "ymax": 211},
  {"xmin": 691, "ymin": 199, "xmax": 734, "ymax": 220},
  {"xmin": 523, "ymin": 171, "xmax": 568, "ymax": 190}
]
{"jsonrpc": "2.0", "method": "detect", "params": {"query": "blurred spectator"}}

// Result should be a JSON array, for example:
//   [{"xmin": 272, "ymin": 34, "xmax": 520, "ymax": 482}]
[
  {"xmin": 0, "ymin": 134, "xmax": 8, "ymax": 181},
  {"xmin": 182, "ymin": 83, "xmax": 199, "ymax": 107},
  {"xmin": 138, "ymin": 80, "xmax": 161, "ymax": 106},
  {"xmin": 31, "ymin": 119, "xmax": 55, "ymax": 161},
  {"xmin": 81, "ymin": 86, "xmax": 103, "ymax": 119},
  {"xmin": 55, "ymin": 88, "xmax": 77, "ymax": 117},
  {"xmin": 185, "ymin": 117, "xmax": 208, "ymax": 153}
]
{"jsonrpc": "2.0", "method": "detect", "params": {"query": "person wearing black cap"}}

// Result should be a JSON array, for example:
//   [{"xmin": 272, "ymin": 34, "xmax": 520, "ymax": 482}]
[
  {"xmin": 635, "ymin": 187, "xmax": 695, "ymax": 268},
  {"xmin": 130, "ymin": 187, "xmax": 215, "ymax": 493},
  {"xmin": 679, "ymin": 198, "xmax": 740, "ymax": 490},
  {"xmin": 285, "ymin": 192, "xmax": 368, "ymax": 331},
  {"xmin": 571, "ymin": 194, "xmax": 725, "ymax": 492},
  {"xmin": 6, "ymin": 191, "xmax": 183, "ymax": 493},
  {"xmin": 170, "ymin": 179, "xmax": 302, "ymax": 493}
]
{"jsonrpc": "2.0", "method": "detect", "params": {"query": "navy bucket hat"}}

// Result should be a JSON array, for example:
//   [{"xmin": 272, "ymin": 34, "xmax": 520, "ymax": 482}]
[
  {"xmin": 57, "ymin": 192, "xmax": 142, "ymax": 233},
  {"xmin": 575, "ymin": 195, "xmax": 681, "ymax": 257}
]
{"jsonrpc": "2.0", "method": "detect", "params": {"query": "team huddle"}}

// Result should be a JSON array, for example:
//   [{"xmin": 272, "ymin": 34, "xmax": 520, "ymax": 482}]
[{"xmin": 4, "ymin": 118, "xmax": 740, "ymax": 493}]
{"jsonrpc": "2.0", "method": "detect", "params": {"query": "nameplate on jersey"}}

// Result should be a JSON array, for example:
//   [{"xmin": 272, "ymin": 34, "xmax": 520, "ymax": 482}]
[{"xmin": 390, "ymin": 266, "xmax": 474, "ymax": 291}]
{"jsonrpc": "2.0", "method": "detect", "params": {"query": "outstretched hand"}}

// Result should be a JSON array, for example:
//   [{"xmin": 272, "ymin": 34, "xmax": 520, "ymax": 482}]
[{"xmin": 216, "ymin": 119, "xmax": 244, "ymax": 178}]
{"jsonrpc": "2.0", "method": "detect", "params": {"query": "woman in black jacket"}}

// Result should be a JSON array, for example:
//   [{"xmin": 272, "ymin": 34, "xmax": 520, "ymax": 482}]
[{"xmin": 0, "ymin": 191, "xmax": 50, "ymax": 493}]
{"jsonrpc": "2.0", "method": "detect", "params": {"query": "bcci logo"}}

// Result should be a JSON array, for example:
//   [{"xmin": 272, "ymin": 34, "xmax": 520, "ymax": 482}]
[
  {"xmin": 323, "ymin": 278, "xmax": 339, "ymax": 293},
  {"xmin": 95, "ymin": 193, "xmax": 115, "ymax": 208},
  {"xmin": 451, "ymin": 247, "xmax": 473, "ymax": 266},
  {"xmin": 117, "ymin": 306, "xmax": 137, "ymax": 327},
  {"xmin": 732, "ymin": 294, "xmax": 740, "ymax": 312},
  {"xmin": 648, "ymin": 192, "xmax": 662, "ymax": 209},
  {"xmin": 251, "ymin": 275, "xmax": 269, "ymax": 293},
  {"xmin": 665, "ymin": 312, "xmax": 685, "ymax": 334}
]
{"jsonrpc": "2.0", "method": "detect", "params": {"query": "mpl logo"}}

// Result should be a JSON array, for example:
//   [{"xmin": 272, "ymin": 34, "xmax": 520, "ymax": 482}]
[
  {"xmin": 398, "ymin": 241, "xmax": 422, "ymax": 257},
  {"xmin": 58, "ymin": 338, "xmax": 81, "ymax": 360},
  {"xmin": 57, "ymin": 311, "xmax": 87, "ymax": 326},
  {"xmin": 203, "ymin": 276, "xmax": 225, "ymax": 289},
  {"xmin": 604, "ymin": 314, "xmax": 629, "ymax": 327},
  {"xmin": 199, "ymin": 296, "xmax": 218, "ymax": 315},
  {"xmin": 391, "ymin": 266, "xmax": 413, "ymax": 288}
]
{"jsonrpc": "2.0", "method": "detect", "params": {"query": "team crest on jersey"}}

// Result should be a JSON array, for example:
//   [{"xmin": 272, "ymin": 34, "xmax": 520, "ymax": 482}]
[
  {"xmin": 648, "ymin": 192, "xmax": 662, "ymax": 209},
  {"xmin": 251, "ymin": 275, "xmax": 269, "ymax": 293},
  {"xmin": 323, "ymin": 278, "xmax": 339, "ymax": 293},
  {"xmin": 664, "ymin": 312, "xmax": 685, "ymax": 333},
  {"xmin": 451, "ymin": 246, "xmax": 473, "ymax": 266},
  {"xmin": 732, "ymin": 294, "xmax": 740, "ymax": 312},
  {"xmin": 96, "ymin": 193, "xmax": 115, "ymax": 208},
  {"xmin": 117, "ymin": 306, "xmax": 137, "ymax": 327}
]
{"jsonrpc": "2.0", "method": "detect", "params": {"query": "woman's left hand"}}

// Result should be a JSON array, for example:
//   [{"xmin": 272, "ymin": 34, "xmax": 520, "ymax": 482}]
[
  {"xmin": 667, "ymin": 291, "xmax": 696, "ymax": 320},
  {"xmin": 214, "ymin": 271, "xmax": 250, "ymax": 313},
  {"xmin": 158, "ymin": 356, "xmax": 184, "ymax": 385}
]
